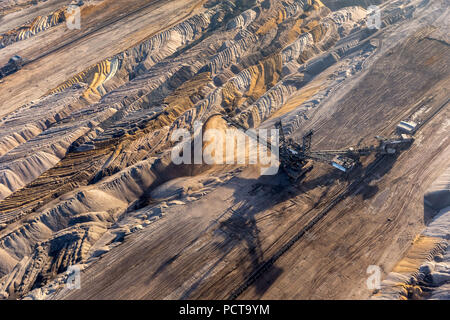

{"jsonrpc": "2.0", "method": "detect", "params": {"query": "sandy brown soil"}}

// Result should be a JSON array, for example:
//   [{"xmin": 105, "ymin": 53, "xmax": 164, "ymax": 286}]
[
  {"xmin": 0, "ymin": 0, "xmax": 204, "ymax": 118},
  {"xmin": 0, "ymin": 0, "xmax": 448, "ymax": 300}
]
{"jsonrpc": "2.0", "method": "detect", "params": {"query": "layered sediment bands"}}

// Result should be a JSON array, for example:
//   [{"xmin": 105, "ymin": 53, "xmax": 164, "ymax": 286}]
[
  {"xmin": 0, "ymin": 137, "xmax": 231, "ymax": 296},
  {"xmin": 0, "ymin": 86, "xmax": 119, "ymax": 202},
  {"xmin": 0, "ymin": 86, "xmax": 86, "ymax": 157},
  {"xmin": 374, "ymin": 169, "xmax": 450, "ymax": 300},
  {"xmin": 0, "ymin": 153, "xmax": 178, "ymax": 297},
  {"xmin": 0, "ymin": 0, "xmax": 368, "ymax": 237},
  {"xmin": 322, "ymin": 0, "xmax": 382, "ymax": 11},
  {"xmin": 261, "ymin": 1, "xmax": 424, "ymax": 136},
  {"xmin": 0, "ymin": 1, "xmax": 233, "ymax": 214},
  {"xmin": 48, "ymin": 3, "xmax": 228, "ymax": 100},
  {"xmin": 226, "ymin": 7, "xmax": 259, "ymax": 30},
  {"xmin": 204, "ymin": 34, "xmax": 260, "ymax": 76},
  {"xmin": 227, "ymin": 6, "xmax": 366, "ymax": 128},
  {"xmin": 222, "ymin": 54, "xmax": 284, "ymax": 115},
  {"xmin": 0, "ymin": 0, "xmax": 345, "ymax": 229},
  {"xmin": 0, "ymin": 86, "xmax": 90, "ymax": 200},
  {"xmin": 255, "ymin": 0, "xmax": 314, "ymax": 36},
  {"xmin": 50, "ymin": 58, "xmax": 120, "ymax": 100},
  {"xmin": 0, "ymin": 65, "xmax": 213, "ymax": 221},
  {"xmin": 372, "ymin": 232, "xmax": 449, "ymax": 300},
  {"xmin": 424, "ymin": 166, "xmax": 450, "ymax": 211}
]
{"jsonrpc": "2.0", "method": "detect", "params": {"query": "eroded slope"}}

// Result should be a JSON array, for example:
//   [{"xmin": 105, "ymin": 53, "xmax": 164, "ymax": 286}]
[{"xmin": 0, "ymin": 0, "xmax": 448, "ymax": 300}]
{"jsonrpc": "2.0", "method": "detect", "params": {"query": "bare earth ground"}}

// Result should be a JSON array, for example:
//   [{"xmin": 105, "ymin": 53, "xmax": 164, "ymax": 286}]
[
  {"xmin": 0, "ymin": 0, "xmax": 204, "ymax": 118},
  {"xmin": 58, "ymin": 37, "xmax": 450, "ymax": 300}
]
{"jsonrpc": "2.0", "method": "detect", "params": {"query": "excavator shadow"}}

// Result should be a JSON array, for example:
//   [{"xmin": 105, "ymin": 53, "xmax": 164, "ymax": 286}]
[{"xmin": 196, "ymin": 150, "xmax": 403, "ymax": 298}]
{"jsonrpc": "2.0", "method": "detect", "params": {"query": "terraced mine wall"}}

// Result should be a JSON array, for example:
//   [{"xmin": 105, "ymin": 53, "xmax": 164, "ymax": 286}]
[
  {"xmin": 0, "ymin": 0, "xmax": 52, "ymax": 16},
  {"xmin": 0, "ymin": 3, "xmax": 78, "ymax": 49},
  {"xmin": 0, "ymin": 0, "xmax": 447, "ymax": 299}
]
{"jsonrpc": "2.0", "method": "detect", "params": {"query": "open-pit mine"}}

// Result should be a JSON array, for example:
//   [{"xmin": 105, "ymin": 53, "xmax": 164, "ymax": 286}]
[{"xmin": 0, "ymin": 0, "xmax": 448, "ymax": 301}]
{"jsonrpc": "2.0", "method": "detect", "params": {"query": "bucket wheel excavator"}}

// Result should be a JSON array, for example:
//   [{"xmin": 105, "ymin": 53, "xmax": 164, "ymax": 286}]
[{"xmin": 275, "ymin": 121, "xmax": 414, "ymax": 180}]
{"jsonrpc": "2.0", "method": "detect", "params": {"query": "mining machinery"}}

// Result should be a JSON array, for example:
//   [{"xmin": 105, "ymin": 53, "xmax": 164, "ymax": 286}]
[{"xmin": 275, "ymin": 121, "xmax": 414, "ymax": 180}]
